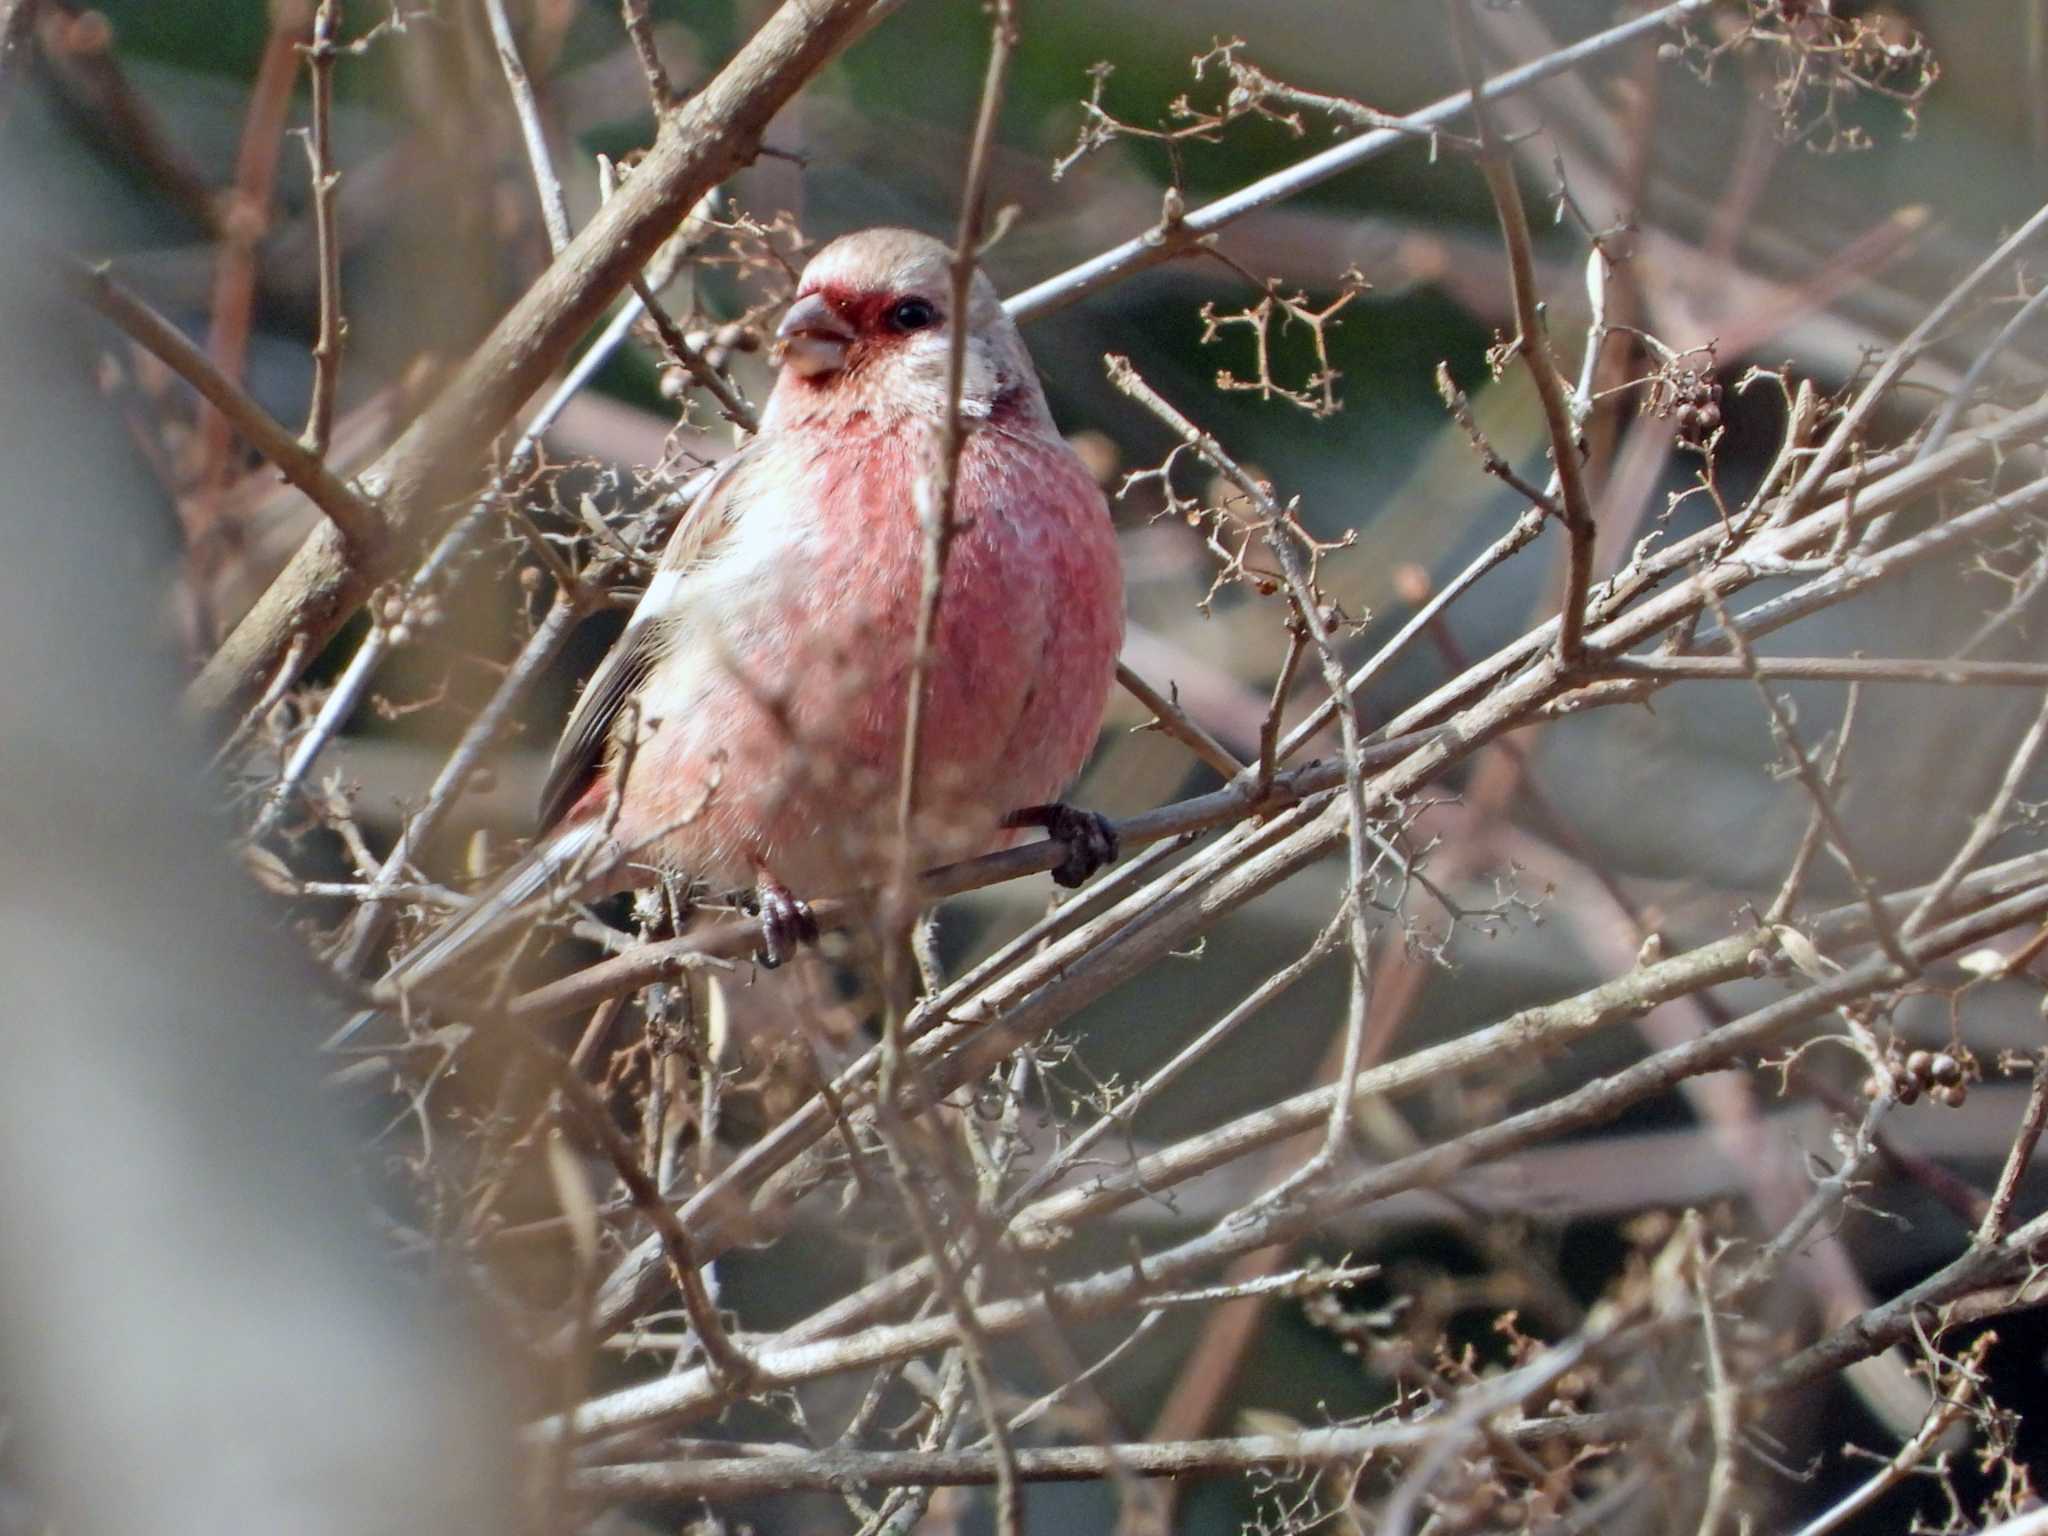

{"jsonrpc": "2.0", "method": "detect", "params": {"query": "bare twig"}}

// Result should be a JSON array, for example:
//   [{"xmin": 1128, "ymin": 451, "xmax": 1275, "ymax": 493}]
[
  {"xmin": 621, "ymin": 0, "xmax": 675, "ymax": 111},
  {"xmin": 484, "ymin": 0, "xmax": 571, "ymax": 257},
  {"xmin": 1606, "ymin": 655, "xmax": 2048, "ymax": 689},
  {"xmin": 891, "ymin": 0, "xmax": 1018, "ymax": 910},
  {"xmin": 1447, "ymin": 0, "xmax": 1597, "ymax": 667},
  {"xmin": 297, "ymin": 0, "xmax": 344, "ymax": 456},
  {"xmin": 68, "ymin": 261, "xmax": 383, "ymax": 553},
  {"xmin": 1004, "ymin": 0, "xmax": 1711, "ymax": 323},
  {"xmin": 1787, "ymin": 1336, "xmax": 1990, "ymax": 1536},
  {"xmin": 1767, "ymin": 681, "xmax": 1861, "ymax": 923},
  {"xmin": 1979, "ymin": 1054, "xmax": 2048, "ymax": 1247},
  {"xmin": 1783, "ymin": 195, "xmax": 2048, "ymax": 526},
  {"xmin": 630, "ymin": 274, "xmax": 759, "ymax": 431},
  {"xmin": 1904, "ymin": 688, "xmax": 2048, "ymax": 937},
  {"xmin": 1712, "ymin": 593, "xmax": 1915, "ymax": 973},
  {"xmin": 573, "ymin": 1408, "xmax": 1640, "ymax": 1498},
  {"xmin": 1116, "ymin": 658, "xmax": 1246, "ymax": 780},
  {"xmin": 514, "ymin": 1030, "xmax": 757, "ymax": 1393}
]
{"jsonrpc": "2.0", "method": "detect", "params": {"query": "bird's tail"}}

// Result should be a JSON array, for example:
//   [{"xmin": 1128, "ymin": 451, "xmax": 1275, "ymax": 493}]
[{"xmin": 379, "ymin": 819, "xmax": 607, "ymax": 997}]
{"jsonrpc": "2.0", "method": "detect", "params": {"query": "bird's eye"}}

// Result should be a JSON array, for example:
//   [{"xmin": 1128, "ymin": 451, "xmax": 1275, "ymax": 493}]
[{"xmin": 889, "ymin": 297, "xmax": 938, "ymax": 332}]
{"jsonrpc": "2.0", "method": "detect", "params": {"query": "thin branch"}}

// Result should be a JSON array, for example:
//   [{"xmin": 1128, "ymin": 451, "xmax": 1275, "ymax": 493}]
[
  {"xmin": 1782, "ymin": 195, "xmax": 2048, "ymax": 525},
  {"xmin": 573, "ymin": 1407, "xmax": 1642, "ymax": 1498},
  {"xmin": 891, "ymin": 0, "xmax": 1017, "ymax": 912},
  {"xmin": 1376, "ymin": 397, "xmax": 2048, "ymax": 751},
  {"xmin": 630, "ymin": 274, "xmax": 759, "ymax": 431},
  {"xmin": 1903, "ymin": 687, "xmax": 2048, "ymax": 936},
  {"xmin": 1276, "ymin": 504, "xmax": 1547, "ymax": 763},
  {"xmin": 195, "ymin": 0, "xmax": 312, "ymax": 501},
  {"xmin": 1922, "ymin": 279, "xmax": 2048, "ymax": 456},
  {"xmin": 1003, "ymin": 0, "xmax": 1711, "ymax": 322},
  {"xmin": 1448, "ymin": 0, "xmax": 1597, "ymax": 667},
  {"xmin": 484, "ymin": 0, "xmax": 571, "ymax": 257},
  {"xmin": 1767, "ymin": 681, "xmax": 1859, "ymax": 923},
  {"xmin": 1979, "ymin": 1053, "xmax": 2048, "ymax": 1247},
  {"xmin": 1787, "ymin": 1336, "xmax": 1990, "ymax": 1536},
  {"xmin": 30, "ymin": 5, "xmax": 222, "ymax": 236},
  {"xmin": 1753, "ymin": 1204, "xmax": 2048, "ymax": 1401},
  {"xmin": 530, "ymin": 1033, "xmax": 757, "ymax": 1394},
  {"xmin": 1116, "ymin": 659, "xmax": 1246, "ymax": 780},
  {"xmin": 1712, "ymin": 593, "xmax": 1915, "ymax": 973},
  {"xmin": 297, "ymin": 0, "xmax": 344, "ymax": 455},
  {"xmin": 1606, "ymin": 655, "xmax": 2048, "ymax": 688},
  {"xmin": 68, "ymin": 261, "xmax": 383, "ymax": 553},
  {"xmin": 621, "ymin": 0, "xmax": 675, "ymax": 111},
  {"xmin": 329, "ymin": 583, "xmax": 589, "ymax": 973},
  {"xmin": 1691, "ymin": 1228, "xmax": 1738, "ymax": 1536}
]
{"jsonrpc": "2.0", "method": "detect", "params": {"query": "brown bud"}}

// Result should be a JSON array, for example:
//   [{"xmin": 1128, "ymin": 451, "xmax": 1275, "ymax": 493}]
[
  {"xmin": 1893, "ymin": 1075, "xmax": 1920, "ymax": 1106},
  {"xmin": 1905, "ymin": 1049, "xmax": 1934, "ymax": 1083},
  {"xmin": 1929, "ymin": 1052, "xmax": 1963, "ymax": 1088},
  {"xmin": 1934, "ymin": 1083, "xmax": 1967, "ymax": 1109}
]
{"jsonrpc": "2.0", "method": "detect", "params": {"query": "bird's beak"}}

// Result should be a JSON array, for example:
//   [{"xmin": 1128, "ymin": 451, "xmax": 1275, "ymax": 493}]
[{"xmin": 775, "ymin": 293, "xmax": 855, "ymax": 378}]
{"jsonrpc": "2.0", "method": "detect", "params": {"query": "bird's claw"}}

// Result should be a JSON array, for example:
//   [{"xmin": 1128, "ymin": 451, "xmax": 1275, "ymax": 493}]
[
  {"xmin": 1005, "ymin": 802, "xmax": 1120, "ymax": 889},
  {"xmin": 750, "ymin": 877, "xmax": 819, "ymax": 969}
]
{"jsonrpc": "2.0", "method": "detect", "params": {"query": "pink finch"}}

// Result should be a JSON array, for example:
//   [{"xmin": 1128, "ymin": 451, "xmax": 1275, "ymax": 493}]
[{"xmin": 394, "ymin": 227, "xmax": 1125, "ymax": 982}]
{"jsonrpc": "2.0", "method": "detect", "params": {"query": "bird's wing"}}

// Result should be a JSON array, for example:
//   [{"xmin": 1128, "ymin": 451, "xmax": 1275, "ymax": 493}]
[{"xmin": 537, "ymin": 451, "xmax": 751, "ymax": 832}]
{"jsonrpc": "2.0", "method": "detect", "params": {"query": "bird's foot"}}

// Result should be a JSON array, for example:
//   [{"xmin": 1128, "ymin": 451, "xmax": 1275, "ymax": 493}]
[
  {"xmin": 1004, "ymin": 802, "xmax": 1120, "ymax": 889},
  {"xmin": 747, "ymin": 875, "xmax": 819, "ymax": 969}
]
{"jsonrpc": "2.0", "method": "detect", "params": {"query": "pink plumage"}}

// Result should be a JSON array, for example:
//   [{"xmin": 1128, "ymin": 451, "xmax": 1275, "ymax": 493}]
[{"xmin": 392, "ymin": 227, "xmax": 1123, "ymax": 982}]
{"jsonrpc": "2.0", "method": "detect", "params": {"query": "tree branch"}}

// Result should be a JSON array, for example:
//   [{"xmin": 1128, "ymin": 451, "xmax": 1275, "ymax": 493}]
[
  {"xmin": 185, "ymin": 0, "xmax": 904, "ymax": 721},
  {"xmin": 68, "ymin": 260, "xmax": 383, "ymax": 553}
]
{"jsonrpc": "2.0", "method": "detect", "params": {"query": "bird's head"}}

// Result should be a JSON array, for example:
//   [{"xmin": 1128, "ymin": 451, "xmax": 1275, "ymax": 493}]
[{"xmin": 765, "ymin": 227, "xmax": 1044, "ymax": 427}]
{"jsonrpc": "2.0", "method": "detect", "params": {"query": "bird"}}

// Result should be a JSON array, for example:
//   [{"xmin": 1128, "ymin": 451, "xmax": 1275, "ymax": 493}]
[{"xmin": 386, "ymin": 227, "xmax": 1125, "ymax": 990}]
